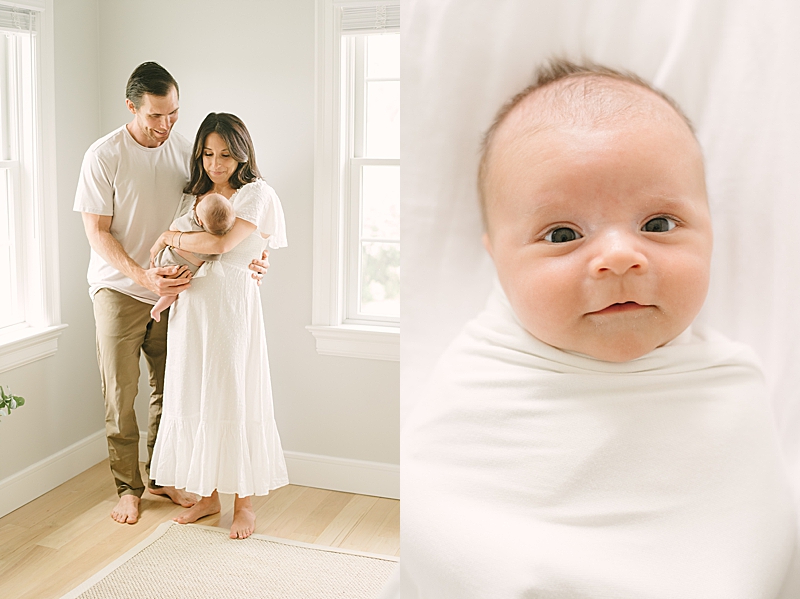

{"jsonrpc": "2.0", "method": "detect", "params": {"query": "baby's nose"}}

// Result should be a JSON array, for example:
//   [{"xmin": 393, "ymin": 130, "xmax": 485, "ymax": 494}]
[{"xmin": 589, "ymin": 230, "xmax": 648, "ymax": 277}]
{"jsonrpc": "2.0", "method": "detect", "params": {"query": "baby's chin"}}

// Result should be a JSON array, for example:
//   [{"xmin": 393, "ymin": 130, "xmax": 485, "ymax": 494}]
[{"xmin": 527, "ymin": 327, "xmax": 678, "ymax": 363}]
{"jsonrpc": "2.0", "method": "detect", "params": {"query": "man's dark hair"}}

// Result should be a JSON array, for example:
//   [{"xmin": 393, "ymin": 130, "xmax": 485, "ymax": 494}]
[
  {"xmin": 126, "ymin": 62, "xmax": 179, "ymax": 108},
  {"xmin": 185, "ymin": 113, "xmax": 262, "ymax": 196}
]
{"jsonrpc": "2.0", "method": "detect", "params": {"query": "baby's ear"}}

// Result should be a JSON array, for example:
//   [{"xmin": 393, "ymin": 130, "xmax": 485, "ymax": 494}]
[{"xmin": 482, "ymin": 232, "xmax": 493, "ymax": 258}]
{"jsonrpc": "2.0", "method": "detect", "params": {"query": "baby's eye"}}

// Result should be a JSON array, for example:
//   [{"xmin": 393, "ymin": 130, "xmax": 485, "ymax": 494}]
[
  {"xmin": 545, "ymin": 227, "xmax": 581, "ymax": 243},
  {"xmin": 642, "ymin": 217, "xmax": 676, "ymax": 233}
]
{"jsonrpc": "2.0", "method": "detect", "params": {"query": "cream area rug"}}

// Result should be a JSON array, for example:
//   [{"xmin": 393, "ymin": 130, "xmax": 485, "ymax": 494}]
[{"xmin": 60, "ymin": 521, "xmax": 398, "ymax": 599}]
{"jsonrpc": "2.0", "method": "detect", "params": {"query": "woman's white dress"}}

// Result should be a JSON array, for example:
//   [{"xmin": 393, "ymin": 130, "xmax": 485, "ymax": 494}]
[{"xmin": 151, "ymin": 179, "xmax": 289, "ymax": 497}]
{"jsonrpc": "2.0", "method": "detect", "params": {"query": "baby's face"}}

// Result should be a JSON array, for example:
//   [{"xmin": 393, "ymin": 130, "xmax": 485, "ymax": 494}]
[{"xmin": 483, "ymin": 117, "xmax": 712, "ymax": 362}]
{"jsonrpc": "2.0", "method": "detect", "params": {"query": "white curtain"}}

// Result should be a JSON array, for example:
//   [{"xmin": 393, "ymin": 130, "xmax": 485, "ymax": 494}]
[{"xmin": 401, "ymin": 0, "xmax": 800, "ymax": 485}]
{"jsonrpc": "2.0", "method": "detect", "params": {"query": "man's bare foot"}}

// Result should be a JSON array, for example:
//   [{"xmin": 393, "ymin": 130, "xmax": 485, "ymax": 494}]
[
  {"xmin": 149, "ymin": 485, "xmax": 198, "ymax": 507},
  {"xmin": 111, "ymin": 495, "xmax": 140, "ymax": 524},
  {"xmin": 230, "ymin": 495, "xmax": 256, "ymax": 539},
  {"xmin": 173, "ymin": 491, "xmax": 221, "ymax": 524}
]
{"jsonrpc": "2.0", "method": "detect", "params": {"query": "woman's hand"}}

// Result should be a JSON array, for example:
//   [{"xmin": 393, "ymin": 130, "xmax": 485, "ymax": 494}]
[{"xmin": 249, "ymin": 249, "xmax": 270, "ymax": 285}]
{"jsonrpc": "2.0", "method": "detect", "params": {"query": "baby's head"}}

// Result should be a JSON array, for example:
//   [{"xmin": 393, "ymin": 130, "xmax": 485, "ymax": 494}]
[
  {"xmin": 479, "ymin": 59, "xmax": 713, "ymax": 362},
  {"xmin": 196, "ymin": 192, "xmax": 235, "ymax": 236}
]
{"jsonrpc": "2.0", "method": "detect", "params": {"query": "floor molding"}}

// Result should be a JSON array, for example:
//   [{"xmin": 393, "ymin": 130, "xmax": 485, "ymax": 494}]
[
  {"xmin": 1, "ymin": 430, "xmax": 399, "ymax": 520},
  {"xmin": 0, "ymin": 429, "xmax": 107, "ymax": 518},
  {"xmin": 284, "ymin": 451, "xmax": 399, "ymax": 499},
  {"xmin": 139, "ymin": 432, "xmax": 399, "ymax": 499}
]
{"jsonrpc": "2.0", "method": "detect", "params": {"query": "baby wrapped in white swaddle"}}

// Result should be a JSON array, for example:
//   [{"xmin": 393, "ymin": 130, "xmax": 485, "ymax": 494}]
[{"xmin": 398, "ymin": 60, "xmax": 800, "ymax": 598}]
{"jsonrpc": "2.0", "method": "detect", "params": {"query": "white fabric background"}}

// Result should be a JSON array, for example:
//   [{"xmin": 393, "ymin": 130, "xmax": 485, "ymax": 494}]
[{"xmin": 401, "ymin": 0, "xmax": 800, "ymax": 482}]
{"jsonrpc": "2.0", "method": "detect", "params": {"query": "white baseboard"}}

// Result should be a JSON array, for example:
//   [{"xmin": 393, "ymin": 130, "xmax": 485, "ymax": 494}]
[
  {"xmin": 0, "ymin": 429, "xmax": 108, "ymax": 519},
  {"xmin": 284, "ymin": 451, "xmax": 399, "ymax": 499},
  {"xmin": 0, "ymin": 430, "xmax": 399, "ymax": 521},
  {"xmin": 139, "ymin": 432, "xmax": 399, "ymax": 499}
]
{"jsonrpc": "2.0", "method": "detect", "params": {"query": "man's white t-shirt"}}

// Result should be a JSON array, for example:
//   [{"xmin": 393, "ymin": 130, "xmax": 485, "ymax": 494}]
[{"xmin": 73, "ymin": 124, "xmax": 192, "ymax": 304}]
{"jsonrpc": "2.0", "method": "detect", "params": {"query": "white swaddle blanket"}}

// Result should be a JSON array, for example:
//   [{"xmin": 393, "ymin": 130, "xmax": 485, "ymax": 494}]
[{"xmin": 400, "ymin": 285, "xmax": 799, "ymax": 599}]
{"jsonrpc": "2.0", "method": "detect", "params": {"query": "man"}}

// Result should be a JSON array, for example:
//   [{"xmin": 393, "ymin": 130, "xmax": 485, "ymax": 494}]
[{"xmin": 74, "ymin": 62, "xmax": 266, "ymax": 524}]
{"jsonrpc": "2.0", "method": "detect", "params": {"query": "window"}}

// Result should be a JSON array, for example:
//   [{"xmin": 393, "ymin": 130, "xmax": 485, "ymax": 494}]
[
  {"xmin": 346, "ymin": 33, "xmax": 399, "ymax": 323},
  {"xmin": 308, "ymin": 1, "xmax": 399, "ymax": 361},
  {"xmin": 0, "ymin": 1, "xmax": 64, "ymax": 374}
]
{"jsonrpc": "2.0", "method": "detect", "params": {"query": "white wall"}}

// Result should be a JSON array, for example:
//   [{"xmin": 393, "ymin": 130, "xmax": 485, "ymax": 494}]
[
  {"xmin": 1, "ymin": 0, "xmax": 398, "ymax": 511},
  {"xmin": 0, "ymin": 0, "xmax": 105, "ymax": 485}
]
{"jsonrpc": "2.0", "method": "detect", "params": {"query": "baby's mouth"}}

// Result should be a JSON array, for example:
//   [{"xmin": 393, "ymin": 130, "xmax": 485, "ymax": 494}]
[{"xmin": 589, "ymin": 301, "xmax": 649, "ymax": 315}]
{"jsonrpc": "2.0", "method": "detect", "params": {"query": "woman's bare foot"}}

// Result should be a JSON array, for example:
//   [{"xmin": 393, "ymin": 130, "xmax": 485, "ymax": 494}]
[
  {"xmin": 173, "ymin": 491, "xmax": 221, "ymax": 524},
  {"xmin": 111, "ymin": 495, "xmax": 140, "ymax": 524},
  {"xmin": 230, "ymin": 495, "xmax": 256, "ymax": 539},
  {"xmin": 149, "ymin": 485, "xmax": 198, "ymax": 507}
]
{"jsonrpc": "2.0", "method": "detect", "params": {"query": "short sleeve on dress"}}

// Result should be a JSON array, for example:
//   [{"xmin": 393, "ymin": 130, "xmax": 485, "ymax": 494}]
[{"xmin": 232, "ymin": 179, "xmax": 288, "ymax": 249}]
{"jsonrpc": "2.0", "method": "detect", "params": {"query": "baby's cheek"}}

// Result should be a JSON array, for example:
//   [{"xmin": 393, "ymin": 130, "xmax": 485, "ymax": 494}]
[
  {"xmin": 511, "ymin": 274, "xmax": 570, "ymax": 335},
  {"xmin": 662, "ymin": 254, "xmax": 711, "ymax": 318}
]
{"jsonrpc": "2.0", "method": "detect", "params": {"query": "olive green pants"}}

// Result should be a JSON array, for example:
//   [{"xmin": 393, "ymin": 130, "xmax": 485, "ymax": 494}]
[{"xmin": 93, "ymin": 288, "xmax": 168, "ymax": 498}]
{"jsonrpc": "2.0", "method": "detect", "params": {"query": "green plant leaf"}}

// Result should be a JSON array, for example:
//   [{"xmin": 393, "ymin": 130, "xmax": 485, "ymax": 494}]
[{"xmin": 0, "ymin": 388, "xmax": 25, "ymax": 420}]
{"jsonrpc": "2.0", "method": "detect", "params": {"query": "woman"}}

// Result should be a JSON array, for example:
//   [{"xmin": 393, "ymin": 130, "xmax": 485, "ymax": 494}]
[{"xmin": 149, "ymin": 113, "xmax": 288, "ymax": 539}]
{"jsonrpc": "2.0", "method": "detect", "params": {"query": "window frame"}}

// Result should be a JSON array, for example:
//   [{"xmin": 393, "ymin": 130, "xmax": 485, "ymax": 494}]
[
  {"xmin": 308, "ymin": 0, "xmax": 399, "ymax": 361},
  {"xmin": 0, "ymin": 162, "xmax": 24, "ymax": 329},
  {"xmin": 344, "ymin": 35, "xmax": 399, "ymax": 325},
  {"xmin": 0, "ymin": 0, "xmax": 66, "ymax": 375}
]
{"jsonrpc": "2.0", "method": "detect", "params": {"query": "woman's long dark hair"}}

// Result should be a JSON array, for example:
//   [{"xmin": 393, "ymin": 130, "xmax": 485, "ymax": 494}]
[{"xmin": 184, "ymin": 113, "xmax": 262, "ymax": 195}]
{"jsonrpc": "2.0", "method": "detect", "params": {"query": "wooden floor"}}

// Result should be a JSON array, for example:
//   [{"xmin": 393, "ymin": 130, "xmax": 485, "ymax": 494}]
[{"xmin": 0, "ymin": 460, "xmax": 400, "ymax": 599}]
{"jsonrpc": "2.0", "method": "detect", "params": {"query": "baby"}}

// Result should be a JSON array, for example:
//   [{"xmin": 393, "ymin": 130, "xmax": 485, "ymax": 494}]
[
  {"xmin": 150, "ymin": 192, "xmax": 235, "ymax": 322},
  {"xmin": 399, "ymin": 60, "xmax": 800, "ymax": 598}
]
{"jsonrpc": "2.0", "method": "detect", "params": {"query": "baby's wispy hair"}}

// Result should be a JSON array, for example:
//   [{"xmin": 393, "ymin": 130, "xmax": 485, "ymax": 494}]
[
  {"xmin": 200, "ymin": 194, "xmax": 236, "ymax": 236},
  {"xmin": 477, "ymin": 58, "xmax": 696, "ymax": 231}
]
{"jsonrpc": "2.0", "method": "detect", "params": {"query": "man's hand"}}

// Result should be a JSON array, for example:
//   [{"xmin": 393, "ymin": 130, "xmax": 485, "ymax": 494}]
[
  {"xmin": 83, "ymin": 213, "xmax": 189, "ymax": 297},
  {"xmin": 249, "ymin": 249, "xmax": 270, "ymax": 286},
  {"xmin": 143, "ymin": 265, "xmax": 192, "ymax": 296}
]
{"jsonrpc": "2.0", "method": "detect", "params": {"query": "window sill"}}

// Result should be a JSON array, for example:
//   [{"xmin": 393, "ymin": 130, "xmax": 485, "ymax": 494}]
[
  {"xmin": 306, "ymin": 324, "xmax": 399, "ymax": 362},
  {"xmin": 0, "ymin": 324, "xmax": 68, "ymax": 374}
]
